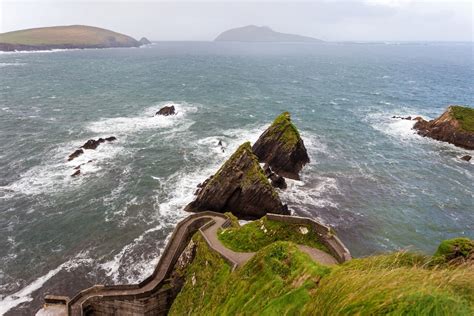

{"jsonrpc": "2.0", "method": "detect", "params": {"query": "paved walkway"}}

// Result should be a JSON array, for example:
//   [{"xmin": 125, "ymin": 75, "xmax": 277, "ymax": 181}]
[{"xmin": 39, "ymin": 213, "xmax": 337, "ymax": 316}]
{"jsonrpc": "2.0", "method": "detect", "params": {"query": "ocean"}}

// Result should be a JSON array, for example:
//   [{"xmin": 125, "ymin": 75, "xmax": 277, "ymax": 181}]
[{"xmin": 0, "ymin": 42, "xmax": 473, "ymax": 314}]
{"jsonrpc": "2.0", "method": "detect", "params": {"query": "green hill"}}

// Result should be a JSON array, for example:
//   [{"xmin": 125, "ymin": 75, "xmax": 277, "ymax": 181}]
[
  {"xmin": 0, "ymin": 25, "xmax": 143, "ymax": 51},
  {"xmin": 171, "ymin": 229, "xmax": 474, "ymax": 315}
]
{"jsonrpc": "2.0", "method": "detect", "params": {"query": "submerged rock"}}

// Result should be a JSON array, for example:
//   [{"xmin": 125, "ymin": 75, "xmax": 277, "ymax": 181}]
[
  {"xmin": 460, "ymin": 155, "xmax": 472, "ymax": 162},
  {"xmin": 185, "ymin": 142, "xmax": 289, "ymax": 218},
  {"xmin": 252, "ymin": 112, "xmax": 310, "ymax": 180},
  {"xmin": 413, "ymin": 105, "xmax": 474, "ymax": 150},
  {"xmin": 71, "ymin": 169, "xmax": 81, "ymax": 177},
  {"xmin": 156, "ymin": 105, "xmax": 176, "ymax": 116}
]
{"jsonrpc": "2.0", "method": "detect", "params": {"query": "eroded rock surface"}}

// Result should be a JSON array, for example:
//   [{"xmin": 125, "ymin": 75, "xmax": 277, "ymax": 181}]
[
  {"xmin": 252, "ymin": 112, "xmax": 310, "ymax": 180},
  {"xmin": 185, "ymin": 142, "xmax": 288, "ymax": 218},
  {"xmin": 413, "ymin": 106, "xmax": 474, "ymax": 150}
]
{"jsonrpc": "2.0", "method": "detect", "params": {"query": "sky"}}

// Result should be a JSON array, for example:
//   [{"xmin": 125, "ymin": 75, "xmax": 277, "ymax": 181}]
[{"xmin": 0, "ymin": 0, "xmax": 472, "ymax": 41}]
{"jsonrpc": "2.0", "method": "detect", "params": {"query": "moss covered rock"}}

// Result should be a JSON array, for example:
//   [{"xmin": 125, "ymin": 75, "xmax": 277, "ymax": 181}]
[
  {"xmin": 185, "ymin": 142, "xmax": 288, "ymax": 218},
  {"xmin": 253, "ymin": 112, "xmax": 310, "ymax": 180},
  {"xmin": 433, "ymin": 237, "xmax": 474, "ymax": 263},
  {"xmin": 414, "ymin": 105, "xmax": 474, "ymax": 149}
]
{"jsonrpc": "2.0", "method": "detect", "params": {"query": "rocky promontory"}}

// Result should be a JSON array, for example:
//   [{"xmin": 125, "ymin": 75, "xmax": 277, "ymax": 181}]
[
  {"xmin": 253, "ymin": 112, "xmax": 310, "ymax": 180},
  {"xmin": 185, "ymin": 142, "xmax": 288, "ymax": 218},
  {"xmin": 414, "ymin": 105, "xmax": 474, "ymax": 150}
]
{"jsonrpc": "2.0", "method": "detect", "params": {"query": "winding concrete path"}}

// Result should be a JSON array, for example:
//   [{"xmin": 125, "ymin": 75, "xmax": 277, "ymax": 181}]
[{"xmin": 40, "ymin": 212, "xmax": 338, "ymax": 315}]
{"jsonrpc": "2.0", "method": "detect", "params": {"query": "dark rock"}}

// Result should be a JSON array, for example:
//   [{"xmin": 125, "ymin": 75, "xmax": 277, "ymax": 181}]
[
  {"xmin": 263, "ymin": 164, "xmax": 287, "ymax": 189},
  {"xmin": 404, "ymin": 116, "xmax": 412, "ymax": 120},
  {"xmin": 155, "ymin": 105, "xmax": 176, "ymax": 116},
  {"xmin": 138, "ymin": 37, "xmax": 151, "ymax": 45},
  {"xmin": 218, "ymin": 140, "xmax": 223, "ymax": 146},
  {"xmin": 68, "ymin": 149, "xmax": 84, "ymax": 161},
  {"xmin": 413, "ymin": 106, "xmax": 474, "ymax": 150},
  {"xmin": 252, "ymin": 112, "xmax": 310, "ymax": 180},
  {"xmin": 461, "ymin": 155, "xmax": 472, "ymax": 162},
  {"xmin": 81, "ymin": 136, "xmax": 116, "ymax": 150},
  {"xmin": 413, "ymin": 116, "xmax": 424, "ymax": 122},
  {"xmin": 71, "ymin": 169, "xmax": 81, "ymax": 177},
  {"xmin": 185, "ymin": 142, "xmax": 289, "ymax": 218}
]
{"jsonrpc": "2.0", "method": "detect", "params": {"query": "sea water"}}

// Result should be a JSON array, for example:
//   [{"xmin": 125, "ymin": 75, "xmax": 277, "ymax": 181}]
[{"xmin": 0, "ymin": 42, "xmax": 472, "ymax": 314}]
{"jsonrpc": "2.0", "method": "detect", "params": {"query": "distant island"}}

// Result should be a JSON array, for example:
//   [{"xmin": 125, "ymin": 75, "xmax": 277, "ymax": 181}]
[
  {"xmin": 214, "ymin": 25, "xmax": 323, "ymax": 42},
  {"xmin": 0, "ymin": 25, "xmax": 151, "ymax": 52}
]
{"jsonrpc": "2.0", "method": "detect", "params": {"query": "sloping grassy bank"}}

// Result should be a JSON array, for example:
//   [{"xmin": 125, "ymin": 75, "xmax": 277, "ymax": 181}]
[{"xmin": 170, "ymin": 235, "xmax": 474, "ymax": 315}]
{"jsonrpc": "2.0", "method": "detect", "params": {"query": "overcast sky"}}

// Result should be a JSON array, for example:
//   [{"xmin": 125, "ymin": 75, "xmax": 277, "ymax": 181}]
[{"xmin": 1, "ymin": 0, "xmax": 472, "ymax": 41}]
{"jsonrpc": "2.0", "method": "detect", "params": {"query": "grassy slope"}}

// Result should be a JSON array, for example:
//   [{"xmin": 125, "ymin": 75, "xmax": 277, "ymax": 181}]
[
  {"xmin": 267, "ymin": 112, "xmax": 301, "ymax": 150},
  {"xmin": 451, "ymin": 106, "xmax": 474, "ymax": 132},
  {"xmin": 171, "ymin": 237, "xmax": 474, "ymax": 315},
  {"xmin": 0, "ymin": 25, "xmax": 137, "ymax": 46},
  {"xmin": 218, "ymin": 215, "xmax": 329, "ymax": 253}
]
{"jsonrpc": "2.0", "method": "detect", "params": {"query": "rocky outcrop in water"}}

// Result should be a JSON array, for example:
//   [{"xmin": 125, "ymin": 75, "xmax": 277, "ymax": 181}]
[
  {"xmin": 156, "ymin": 105, "xmax": 176, "ymax": 116},
  {"xmin": 185, "ymin": 142, "xmax": 289, "ymax": 218},
  {"xmin": 139, "ymin": 37, "xmax": 151, "ymax": 45},
  {"xmin": 252, "ymin": 112, "xmax": 310, "ymax": 180},
  {"xmin": 68, "ymin": 149, "xmax": 84, "ymax": 161},
  {"xmin": 461, "ymin": 155, "xmax": 471, "ymax": 162},
  {"xmin": 413, "ymin": 106, "xmax": 474, "ymax": 150},
  {"xmin": 68, "ymin": 137, "xmax": 116, "ymax": 161}
]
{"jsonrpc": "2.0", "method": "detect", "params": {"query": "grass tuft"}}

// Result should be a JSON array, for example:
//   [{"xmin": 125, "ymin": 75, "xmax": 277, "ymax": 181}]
[{"xmin": 451, "ymin": 105, "xmax": 474, "ymax": 132}]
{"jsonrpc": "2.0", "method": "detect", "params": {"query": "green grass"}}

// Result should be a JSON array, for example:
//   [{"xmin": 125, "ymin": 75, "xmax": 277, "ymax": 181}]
[
  {"xmin": 0, "ymin": 25, "xmax": 137, "ymax": 46},
  {"xmin": 303, "ymin": 252, "xmax": 474, "ymax": 315},
  {"xmin": 170, "ymin": 241, "xmax": 331, "ymax": 316},
  {"xmin": 433, "ymin": 237, "xmax": 474, "ymax": 263},
  {"xmin": 218, "ymin": 215, "xmax": 329, "ymax": 253},
  {"xmin": 208, "ymin": 142, "xmax": 275, "ymax": 194},
  {"xmin": 266, "ymin": 112, "xmax": 302, "ymax": 150},
  {"xmin": 171, "ymin": 239, "xmax": 474, "ymax": 316},
  {"xmin": 451, "ymin": 106, "xmax": 474, "ymax": 132}
]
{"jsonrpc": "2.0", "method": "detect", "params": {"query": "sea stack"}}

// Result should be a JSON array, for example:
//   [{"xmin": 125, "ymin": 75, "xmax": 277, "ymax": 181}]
[
  {"xmin": 156, "ymin": 105, "xmax": 176, "ymax": 116},
  {"xmin": 185, "ymin": 142, "xmax": 289, "ymax": 218},
  {"xmin": 413, "ymin": 105, "xmax": 474, "ymax": 150},
  {"xmin": 252, "ymin": 112, "xmax": 310, "ymax": 180}
]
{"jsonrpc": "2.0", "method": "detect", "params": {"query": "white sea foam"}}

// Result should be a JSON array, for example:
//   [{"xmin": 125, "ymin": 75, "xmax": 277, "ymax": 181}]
[
  {"xmin": 367, "ymin": 112, "xmax": 421, "ymax": 141},
  {"xmin": 0, "ymin": 62, "xmax": 26, "ymax": 67},
  {"xmin": 0, "ymin": 142, "xmax": 124, "ymax": 196},
  {"xmin": 0, "ymin": 255, "xmax": 93, "ymax": 315},
  {"xmin": 87, "ymin": 102, "xmax": 195, "ymax": 135},
  {"xmin": 281, "ymin": 176, "xmax": 340, "ymax": 213}
]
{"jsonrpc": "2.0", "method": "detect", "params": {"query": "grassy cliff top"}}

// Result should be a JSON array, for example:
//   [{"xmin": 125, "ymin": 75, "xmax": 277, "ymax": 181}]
[
  {"xmin": 0, "ymin": 25, "xmax": 138, "ymax": 46},
  {"xmin": 450, "ymin": 106, "xmax": 474, "ymax": 132},
  {"xmin": 218, "ymin": 215, "xmax": 328, "ymax": 252},
  {"xmin": 171, "ymin": 237, "xmax": 474, "ymax": 315},
  {"xmin": 267, "ymin": 112, "xmax": 301, "ymax": 149}
]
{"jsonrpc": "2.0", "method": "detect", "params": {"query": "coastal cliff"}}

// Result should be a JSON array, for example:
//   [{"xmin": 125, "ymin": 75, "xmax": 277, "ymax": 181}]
[
  {"xmin": 0, "ymin": 25, "xmax": 146, "ymax": 51},
  {"xmin": 414, "ymin": 105, "xmax": 474, "ymax": 150}
]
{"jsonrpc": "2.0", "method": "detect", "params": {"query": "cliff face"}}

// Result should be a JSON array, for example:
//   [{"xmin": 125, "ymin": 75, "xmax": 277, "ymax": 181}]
[
  {"xmin": 185, "ymin": 142, "xmax": 288, "ymax": 218},
  {"xmin": 253, "ymin": 112, "xmax": 310, "ymax": 180},
  {"xmin": 414, "ymin": 106, "xmax": 474, "ymax": 150}
]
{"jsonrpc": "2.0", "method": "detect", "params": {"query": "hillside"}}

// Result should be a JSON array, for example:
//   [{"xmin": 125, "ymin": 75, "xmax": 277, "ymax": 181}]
[
  {"xmin": 170, "ymin": 234, "xmax": 474, "ymax": 315},
  {"xmin": 215, "ymin": 25, "xmax": 322, "ymax": 42},
  {"xmin": 0, "ymin": 25, "xmax": 144, "ymax": 51}
]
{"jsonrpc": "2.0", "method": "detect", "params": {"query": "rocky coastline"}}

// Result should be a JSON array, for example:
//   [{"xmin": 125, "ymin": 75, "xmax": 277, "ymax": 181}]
[{"xmin": 413, "ymin": 105, "xmax": 474, "ymax": 150}]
